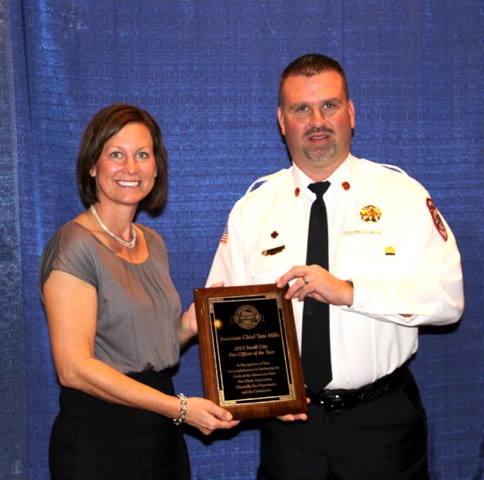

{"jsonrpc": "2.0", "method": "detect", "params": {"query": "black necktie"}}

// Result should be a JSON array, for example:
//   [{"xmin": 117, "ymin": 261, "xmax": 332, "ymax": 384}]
[{"xmin": 302, "ymin": 181, "xmax": 332, "ymax": 392}]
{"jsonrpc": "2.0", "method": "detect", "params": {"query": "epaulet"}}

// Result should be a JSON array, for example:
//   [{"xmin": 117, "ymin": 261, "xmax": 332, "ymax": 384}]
[
  {"xmin": 246, "ymin": 169, "xmax": 289, "ymax": 194},
  {"xmin": 381, "ymin": 163, "xmax": 407, "ymax": 175}
]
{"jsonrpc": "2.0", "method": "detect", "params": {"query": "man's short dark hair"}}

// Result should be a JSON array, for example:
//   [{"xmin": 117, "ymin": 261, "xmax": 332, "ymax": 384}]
[{"xmin": 279, "ymin": 54, "xmax": 349, "ymax": 106}]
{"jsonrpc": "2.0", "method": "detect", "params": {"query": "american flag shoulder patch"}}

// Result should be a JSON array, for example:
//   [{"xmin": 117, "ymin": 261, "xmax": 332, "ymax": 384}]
[{"xmin": 220, "ymin": 225, "xmax": 229, "ymax": 244}]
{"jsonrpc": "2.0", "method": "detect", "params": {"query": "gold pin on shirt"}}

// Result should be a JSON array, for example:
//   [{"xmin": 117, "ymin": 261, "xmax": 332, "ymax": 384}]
[
  {"xmin": 262, "ymin": 245, "xmax": 286, "ymax": 256},
  {"xmin": 360, "ymin": 205, "xmax": 382, "ymax": 223}
]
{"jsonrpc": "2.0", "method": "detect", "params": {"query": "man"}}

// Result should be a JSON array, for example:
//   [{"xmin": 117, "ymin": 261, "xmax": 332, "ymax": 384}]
[{"xmin": 207, "ymin": 54, "xmax": 464, "ymax": 479}]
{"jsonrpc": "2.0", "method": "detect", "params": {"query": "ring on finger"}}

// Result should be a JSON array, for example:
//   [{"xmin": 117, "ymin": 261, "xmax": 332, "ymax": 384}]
[{"xmin": 302, "ymin": 276, "xmax": 308, "ymax": 285}]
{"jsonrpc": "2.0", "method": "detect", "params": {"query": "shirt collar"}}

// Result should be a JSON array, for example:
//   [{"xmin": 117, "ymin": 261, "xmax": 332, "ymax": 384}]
[{"xmin": 291, "ymin": 154, "xmax": 354, "ymax": 201}]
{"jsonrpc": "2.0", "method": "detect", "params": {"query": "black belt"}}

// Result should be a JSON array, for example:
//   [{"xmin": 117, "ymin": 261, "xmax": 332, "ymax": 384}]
[{"xmin": 306, "ymin": 364, "xmax": 410, "ymax": 413}]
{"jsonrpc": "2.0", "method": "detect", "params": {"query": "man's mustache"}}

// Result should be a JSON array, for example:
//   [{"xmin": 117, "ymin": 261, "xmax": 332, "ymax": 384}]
[{"xmin": 304, "ymin": 127, "xmax": 334, "ymax": 137}]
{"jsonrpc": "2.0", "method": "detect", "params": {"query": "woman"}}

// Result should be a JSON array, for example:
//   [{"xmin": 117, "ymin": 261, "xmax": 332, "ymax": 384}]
[{"xmin": 39, "ymin": 103, "xmax": 239, "ymax": 479}]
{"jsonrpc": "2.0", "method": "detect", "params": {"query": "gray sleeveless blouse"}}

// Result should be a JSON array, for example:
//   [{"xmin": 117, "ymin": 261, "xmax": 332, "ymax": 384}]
[{"xmin": 39, "ymin": 221, "xmax": 182, "ymax": 373}]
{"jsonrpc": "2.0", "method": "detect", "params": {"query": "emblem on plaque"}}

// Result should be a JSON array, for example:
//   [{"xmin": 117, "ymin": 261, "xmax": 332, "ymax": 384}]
[{"xmin": 232, "ymin": 305, "xmax": 263, "ymax": 329}]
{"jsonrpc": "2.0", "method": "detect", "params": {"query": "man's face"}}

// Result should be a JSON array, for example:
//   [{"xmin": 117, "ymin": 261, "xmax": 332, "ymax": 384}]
[{"xmin": 278, "ymin": 71, "xmax": 355, "ymax": 179}]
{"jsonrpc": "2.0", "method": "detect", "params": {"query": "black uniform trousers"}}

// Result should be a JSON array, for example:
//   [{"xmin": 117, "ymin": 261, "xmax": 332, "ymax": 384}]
[{"xmin": 257, "ymin": 370, "xmax": 429, "ymax": 480}]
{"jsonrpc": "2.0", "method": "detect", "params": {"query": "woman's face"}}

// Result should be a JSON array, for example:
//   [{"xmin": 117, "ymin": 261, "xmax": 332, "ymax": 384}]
[{"xmin": 90, "ymin": 123, "xmax": 157, "ymax": 208}]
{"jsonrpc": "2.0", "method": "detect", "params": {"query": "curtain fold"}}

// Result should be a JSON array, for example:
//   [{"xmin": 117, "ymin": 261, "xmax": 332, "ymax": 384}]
[{"xmin": 0, "ymin": 0, "xmax": 27, "ymax": 477}]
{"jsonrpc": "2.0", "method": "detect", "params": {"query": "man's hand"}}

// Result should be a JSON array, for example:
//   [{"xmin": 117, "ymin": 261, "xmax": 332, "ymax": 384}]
[{"xmin": 276, "ymin": 265, "xmax": 354, "ymax": 307}]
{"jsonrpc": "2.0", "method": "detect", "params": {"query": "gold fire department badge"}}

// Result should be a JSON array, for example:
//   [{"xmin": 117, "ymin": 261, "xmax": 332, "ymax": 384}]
[{"xmin": 360, "ymin": 205, "xmax": 382, "ymax": 223}]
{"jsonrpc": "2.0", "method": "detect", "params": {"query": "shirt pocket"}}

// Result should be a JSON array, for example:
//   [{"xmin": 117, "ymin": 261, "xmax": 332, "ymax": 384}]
[
  {"xmin": 333, "ymin": 233, "xmax": 405, "ymax": 280},
  {"xmin": 248, "ymin": 244, "xmax": 296, "ymax": 284}
]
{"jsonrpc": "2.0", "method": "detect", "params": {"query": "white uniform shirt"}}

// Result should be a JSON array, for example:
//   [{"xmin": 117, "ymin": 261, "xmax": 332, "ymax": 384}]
[{"xmin": 207, "ymin": 155, "xmax": 464, "ymax": 389}]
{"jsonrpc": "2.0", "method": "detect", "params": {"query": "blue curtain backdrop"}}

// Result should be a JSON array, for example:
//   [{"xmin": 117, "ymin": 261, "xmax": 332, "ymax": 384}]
[{"xmin": 1, "ymin": 0, "xmax": 482, "ymax": 478}]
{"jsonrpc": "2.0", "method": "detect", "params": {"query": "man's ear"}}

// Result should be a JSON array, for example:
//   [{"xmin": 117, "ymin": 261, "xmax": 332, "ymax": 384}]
[{"xmin": 277, "ymin": 106, "xmax": 286, "ymax": 136}]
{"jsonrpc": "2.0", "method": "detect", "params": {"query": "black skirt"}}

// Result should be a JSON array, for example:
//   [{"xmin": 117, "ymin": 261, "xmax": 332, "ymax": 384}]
[{"xmin": 49, "ymin": 369, "xmax": 190, "ymax": 480}]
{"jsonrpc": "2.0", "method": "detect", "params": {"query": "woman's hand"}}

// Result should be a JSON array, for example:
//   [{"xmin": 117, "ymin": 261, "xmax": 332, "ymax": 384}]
[
  {"xmin": 183, "ymin": 397, "xmax": 240, "ymax": 435},
  {"xmin": 178, "ymin": 283, "xmax": 226, "ymax": 348},
  {"xmin": 178, "ymin": 303, "xmax": 198, "ymax": 348}
]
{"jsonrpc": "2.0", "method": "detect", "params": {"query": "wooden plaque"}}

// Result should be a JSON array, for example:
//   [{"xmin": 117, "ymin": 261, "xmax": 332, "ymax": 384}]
[{"xmin": 194, "ymin": 284, "xmax": 307, "ymax": 420}]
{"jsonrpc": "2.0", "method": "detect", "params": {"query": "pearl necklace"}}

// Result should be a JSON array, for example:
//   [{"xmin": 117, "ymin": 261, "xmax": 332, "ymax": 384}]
[{"xmin": 90, "ymin": 205, "xmax": 137, "ymax": 249}]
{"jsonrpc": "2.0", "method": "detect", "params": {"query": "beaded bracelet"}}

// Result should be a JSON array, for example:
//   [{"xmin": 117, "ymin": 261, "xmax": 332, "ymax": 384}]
[{"xmin": 173, "ymin": 393, "xmax": 187, "ymax": 425}]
